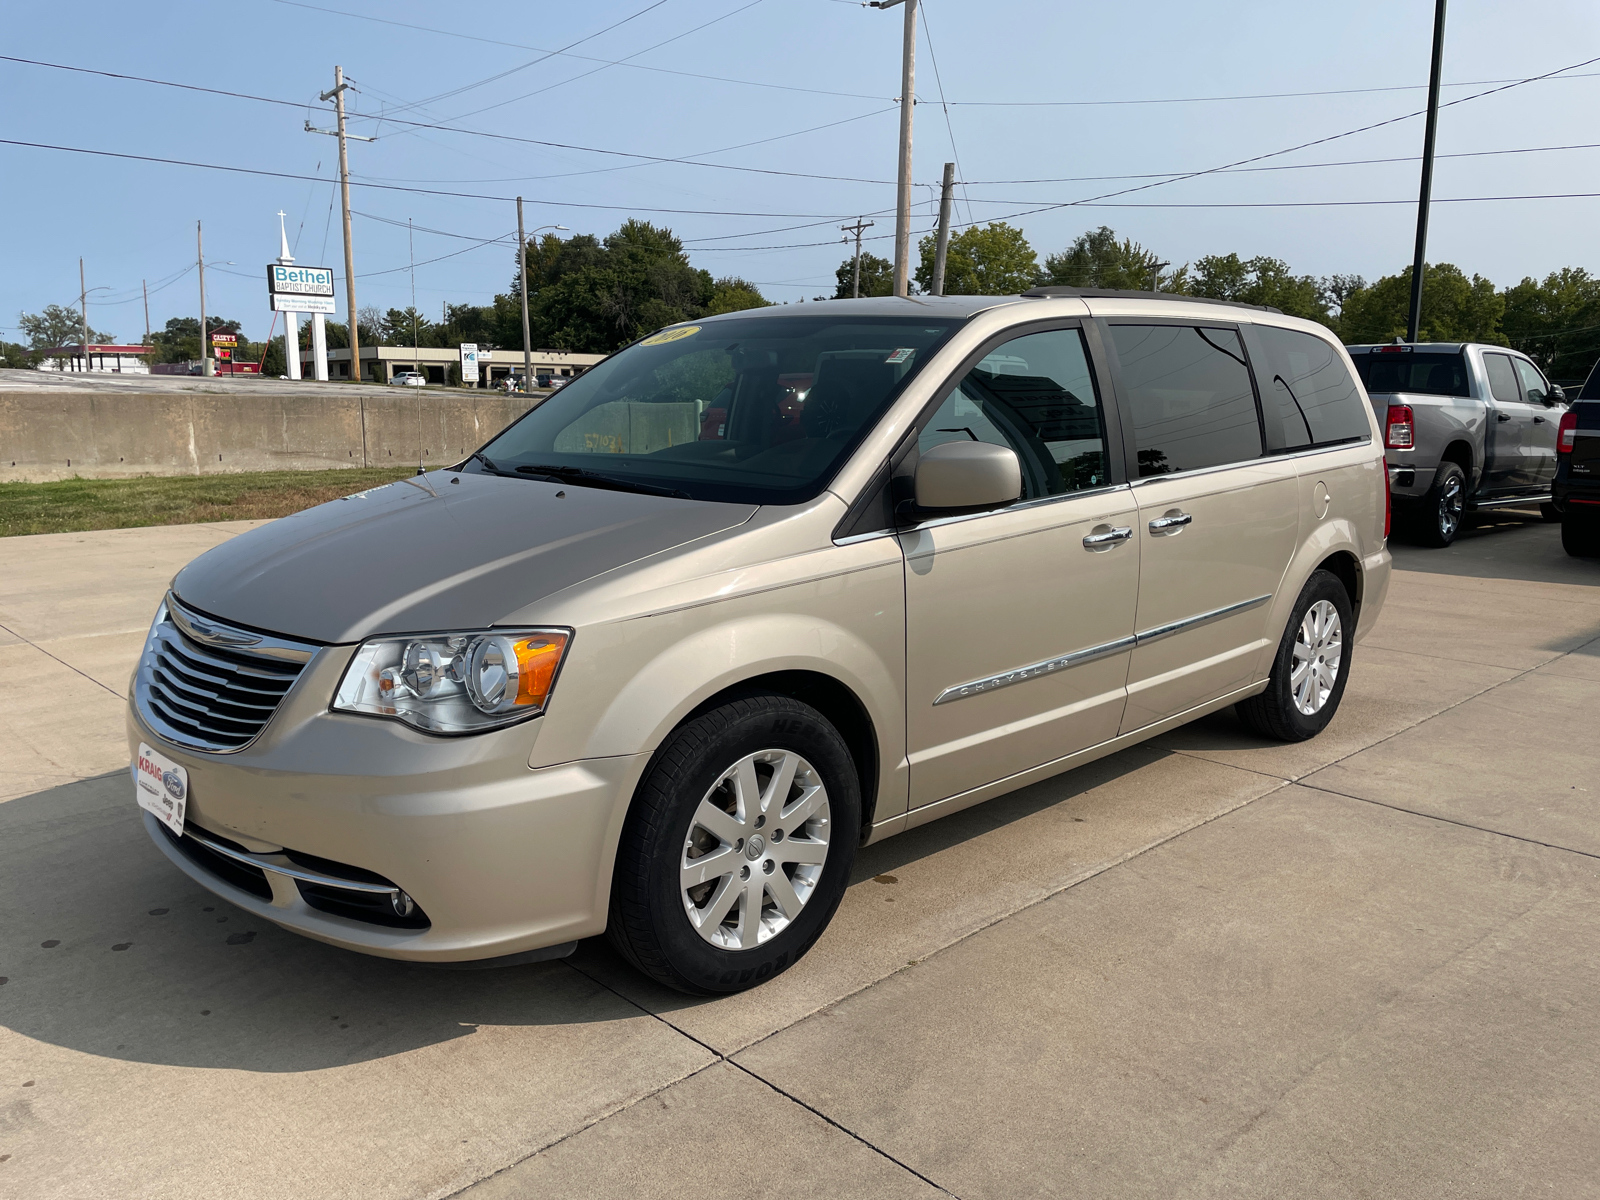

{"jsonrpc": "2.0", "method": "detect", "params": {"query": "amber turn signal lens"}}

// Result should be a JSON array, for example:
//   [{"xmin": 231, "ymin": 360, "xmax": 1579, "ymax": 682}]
[{"xmin": 513, "ymin": 633, "xmax": 569, "ymax": 707}]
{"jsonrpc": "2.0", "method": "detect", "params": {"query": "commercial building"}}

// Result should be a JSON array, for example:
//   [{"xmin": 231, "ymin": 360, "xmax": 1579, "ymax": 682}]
[
  {"xmin": 308, "ymin": 345, "xmax": 603, "ymax": 386},
  {"xmin": 37, "ymin": 344, "xmax": 152, "ymax": 373}
]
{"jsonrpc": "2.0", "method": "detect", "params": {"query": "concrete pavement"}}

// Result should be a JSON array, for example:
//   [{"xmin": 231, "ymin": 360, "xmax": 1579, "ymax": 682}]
[{"xmin": 1, "ymin": 510, "xmax": 1597, "ymax": 1198}]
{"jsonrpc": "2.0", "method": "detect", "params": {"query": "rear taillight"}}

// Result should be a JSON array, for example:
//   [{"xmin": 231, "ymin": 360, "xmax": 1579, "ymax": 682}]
[
  {"xmin": 1385, "ymin": 404, "xmax": 1415, "ymax": 450},
  {"xmin": 1383, "ymin": 462, "xmax": 1392, "ymax": 539},
  {"xmin": 1558, "ymin": 410, "xmax": 1578, "ymax": 454}
]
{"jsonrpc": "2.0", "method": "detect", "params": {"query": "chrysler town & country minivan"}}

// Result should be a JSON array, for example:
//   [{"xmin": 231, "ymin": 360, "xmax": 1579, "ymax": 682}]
[{"xmin": 129, "ymin": 290, "xmax": 1391, "ymax": 994}]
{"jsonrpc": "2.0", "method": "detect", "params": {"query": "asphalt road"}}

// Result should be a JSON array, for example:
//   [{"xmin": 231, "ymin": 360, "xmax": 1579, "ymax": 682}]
[{"xmin": 2, "ymin": 510, "xmax": 1597, "ymax": 1199}]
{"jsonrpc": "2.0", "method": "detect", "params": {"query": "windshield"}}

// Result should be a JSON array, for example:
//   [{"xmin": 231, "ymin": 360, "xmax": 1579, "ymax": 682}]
[
  {"xmin": 471, "ymin": 314, "xmax": 961, "ymax": 504},
  {"xmin": 1353, "ymin": 350, "xmax": 1469, "ymax": 397}
]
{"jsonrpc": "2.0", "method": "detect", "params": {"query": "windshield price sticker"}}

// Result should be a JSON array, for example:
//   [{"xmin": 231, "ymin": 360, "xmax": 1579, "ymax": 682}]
[
  {"xmin": 885, "ymin": 347, "xmax": 915, "ymax": 363},
  {"xmin": 135, "ymin": 742, "xmax": 188, "ymax": 837},
  {"xmin": 641, "ymin": 325, "xmax": 700, "ymax": 346}
]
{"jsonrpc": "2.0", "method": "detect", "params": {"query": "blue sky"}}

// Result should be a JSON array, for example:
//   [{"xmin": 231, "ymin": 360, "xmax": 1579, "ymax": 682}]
[{"xmin": 3, "ymin": 0, "xmax": 1598, "ymax": 344}]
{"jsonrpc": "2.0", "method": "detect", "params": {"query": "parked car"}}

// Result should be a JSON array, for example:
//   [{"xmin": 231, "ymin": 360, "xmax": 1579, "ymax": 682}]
[
  {"xmin": 394, "ymin": 371, "xmax": 426, "ymax": 387},
  {"xmin": 129, "ymin": 291, "xmax": 1391, "ymax": 995},
  {"xmin": 1553, "ymin": 357, "xmax": 1600, "ymax": 557},
  {"xmin": 1346, "ymin": 342, "xmax": 1568, "ymax": 547}
]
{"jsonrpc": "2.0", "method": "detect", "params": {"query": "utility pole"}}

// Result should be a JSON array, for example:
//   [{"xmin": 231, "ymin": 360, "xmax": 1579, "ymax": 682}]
[
  {"xmin": 517, "ymin": 197, "xmax": 531, "ymax": 390},
  {"xmin": 1407, "ymin": 0, "xmax": 1448, "ymax": 343},
  {"xmin": 841, "ymin": 218, "xmax": 875, "ymax": 298},
  {"xmin": 78, "ymin": 258, "xmax": 90, "ymax": 371},
  {"xmin": 197, "ymin": 221, "xmax": 211, "ymax": 376},
  {"xmin": 408, "ymin": 216, "xmax": 418, "ymax": 355},
  {"xmin": 931, "ymin": 161, "xmax": 955, "ymax": 297},
  {"xmin": 309, "ymin": 66, "xmax": 371, "ymax": 382},
  {"xmin": 142, "ymin": 278, "xmax": 150, "ymax": 343},
  {"xmin": 871, "ymin": 0, "xmax": 916, "ymax": 297},
  {"xmin": 1149, "ymin": 260, "xmax": 1170, "ymax": 294}
]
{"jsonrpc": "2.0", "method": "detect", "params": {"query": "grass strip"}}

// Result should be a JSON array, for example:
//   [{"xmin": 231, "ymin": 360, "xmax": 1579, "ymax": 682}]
[{"xmin": 0, "ymin": 468, "xmax": 425, "ymax": 537}]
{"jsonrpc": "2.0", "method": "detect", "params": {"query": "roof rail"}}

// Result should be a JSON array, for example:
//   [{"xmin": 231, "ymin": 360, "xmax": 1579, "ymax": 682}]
[{"xmin": 1021, "ymin": 285, "xmax": 1282, "ymax": 314}]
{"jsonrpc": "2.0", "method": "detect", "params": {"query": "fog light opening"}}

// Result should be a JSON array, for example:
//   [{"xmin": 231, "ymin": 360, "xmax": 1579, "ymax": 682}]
[{"xmin": 391, "ymin": 890, "xmax": 416, "ymax": 918}]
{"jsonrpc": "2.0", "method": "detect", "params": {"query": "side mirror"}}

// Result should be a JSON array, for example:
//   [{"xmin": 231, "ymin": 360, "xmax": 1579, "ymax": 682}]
[
  {"xmin": 914, "ymin": 441, "xmax": 1022, "ymax": 511},
  {"xmin": 1549, "ymin": 385, "xmax": 1566, "ymax": 405}
]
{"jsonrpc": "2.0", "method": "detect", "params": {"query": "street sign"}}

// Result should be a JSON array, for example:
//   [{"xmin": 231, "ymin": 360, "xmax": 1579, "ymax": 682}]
[
  {"xmin": 271, "ymin": 293, "xmax": 336, "ymax": 314},
  {"xmin": 266, "ymin": 265, "xmax": 335, "ymax": 297},
  {"xmin": 460, "ymin": 343, "xmax": 480, "ymax": 383}
]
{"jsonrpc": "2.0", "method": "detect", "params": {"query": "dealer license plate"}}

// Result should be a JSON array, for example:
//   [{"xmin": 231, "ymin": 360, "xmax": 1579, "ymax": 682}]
[{"xmin": 134, "ymin": 742, "xmax": 188, "ymax": 837}]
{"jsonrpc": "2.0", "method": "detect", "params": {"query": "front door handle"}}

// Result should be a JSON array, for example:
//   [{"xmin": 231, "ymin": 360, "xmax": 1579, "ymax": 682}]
[
  {"xmin": 1148, "ymin": 512, "xmax": 1193, "ymax": 535},
  {"xmin": 1082, "ymin": 525, "xmax": 1133, "ymax": 550},
  {"xmin": 1497, "ymin": 412, "xmax": 1512, "ymax": 422}
]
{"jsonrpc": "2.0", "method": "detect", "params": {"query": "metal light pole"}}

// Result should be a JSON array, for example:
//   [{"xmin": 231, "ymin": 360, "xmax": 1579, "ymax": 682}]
[
  {"xmin": 197, "ymin": 221, "xmax": 211, "ymax": 376},
  {"xmin": 871, "ymin": 0, "xmax": 917, "ymax": 297},
  {"xmin": 79, "ymin": 258, "xmax": 90, "ymax": 371},
  {"xmin": 931, "ymin": 162, "xmax": 955, "ymax": 296},
  {"xmin": 1407, "ymin": 0, "xmax": 1448, "ymax": 343},
  {"xmin": 841, "ymin": 218, "xmax": 875, "ymax": 298}
]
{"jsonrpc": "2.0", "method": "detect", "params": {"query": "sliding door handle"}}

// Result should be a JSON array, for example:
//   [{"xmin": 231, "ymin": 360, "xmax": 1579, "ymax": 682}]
[
  {"xmin": 1082, "ymin": 525, "xmax": 1133, "ymax": 550},
  {"xmin": 1148, "ymin": 511, "xmax": 1193, "ymax": 535}
]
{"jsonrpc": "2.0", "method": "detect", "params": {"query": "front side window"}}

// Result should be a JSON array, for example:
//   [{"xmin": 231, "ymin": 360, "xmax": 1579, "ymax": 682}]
[
  {"xmin": 1484, "ymin": 353, "xmax": 1521, "ymax": 403},
  {"xmin": 919, "ymin": 327, "xmax": 1109, "ymax": 499},
  {"xmin": 476, "ymin": 316, "xmax": 960, "ymax": 504},
  {"xmin": 1255, "ymin": 325, "xmax": 1371, "ymax": 449},
  {"xmin": 1512, "ymin": 357, "xmax": 1550, "ymax": 404},
  {"xmin": 1109, "ymin": 324, "xmax": 1262, "ymax": 477}
]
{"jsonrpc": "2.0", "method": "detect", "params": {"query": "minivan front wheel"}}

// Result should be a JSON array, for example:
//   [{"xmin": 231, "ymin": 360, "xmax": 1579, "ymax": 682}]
[
  {"xmin": 1236, "ymin": 570, "xmax": 1354, "ymax": 742},
  {"xmin": 609, "ymin": 694, "xmax": 860, "ymax": 995}
]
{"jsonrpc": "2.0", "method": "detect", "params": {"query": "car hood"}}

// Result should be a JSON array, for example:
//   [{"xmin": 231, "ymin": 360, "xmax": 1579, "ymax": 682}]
[{"xmin": 172, "ymin": 471, "xmax": 757, "ymax": 643}]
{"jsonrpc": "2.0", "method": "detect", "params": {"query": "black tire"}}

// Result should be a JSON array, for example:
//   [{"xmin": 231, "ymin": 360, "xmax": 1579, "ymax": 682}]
[
  {"xmin": 1562, "ymin": 512, "xmax": 1600, "ymax": 558},
  {"xmin": 1236, "ymin": 569, "xmax": 1354, "ymax": 743},
  {"xmin": 608, "ymin": 694, "xmax": 860, "ymax": 996},
  {"xmin": 1410, "ymin": 461, "xmax": 1467, "ymax": 547},
  {"xmin": 1540, "ymin": 502, "xmax": 1561, "ymax": 523}
]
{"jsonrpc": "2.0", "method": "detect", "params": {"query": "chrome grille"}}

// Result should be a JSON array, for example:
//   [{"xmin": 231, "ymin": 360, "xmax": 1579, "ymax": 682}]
[{"xmin": 134, "ymin": 594, "xmax": 319, "ymax": 753}]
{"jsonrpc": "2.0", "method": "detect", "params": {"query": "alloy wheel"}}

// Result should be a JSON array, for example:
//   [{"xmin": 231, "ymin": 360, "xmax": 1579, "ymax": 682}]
[
  {"xmin": 1290, "ymin": 599, "xmax": 1343, "ymax": 715},
  {"xmin": 679, "ymin": 749, "xmax": 831, "ymax": 950},
  {"xmin": 1438, "ymin": 473, "xmax": 1464, "ymax": 540}
]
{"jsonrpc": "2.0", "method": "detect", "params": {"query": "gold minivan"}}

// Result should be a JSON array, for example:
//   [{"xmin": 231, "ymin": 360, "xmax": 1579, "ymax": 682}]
[{"xmin": 129, "ymin": 290, "xmax": 1391, "ymax": 994}]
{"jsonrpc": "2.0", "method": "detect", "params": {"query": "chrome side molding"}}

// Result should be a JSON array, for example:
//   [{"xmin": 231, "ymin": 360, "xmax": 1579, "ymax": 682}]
[{"xmin": 932, "ymin": 593, "xmax": 1273, "ymax": 705}]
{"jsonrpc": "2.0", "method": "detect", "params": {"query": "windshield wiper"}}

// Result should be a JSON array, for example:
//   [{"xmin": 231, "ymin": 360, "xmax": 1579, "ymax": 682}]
[
  {"xmin": 466, "ymin": 449, "xmax": 514, "ymax": 476},
  {"xmin": 514, "ymin": 463, "xmax": 691, "ymax": 499}
]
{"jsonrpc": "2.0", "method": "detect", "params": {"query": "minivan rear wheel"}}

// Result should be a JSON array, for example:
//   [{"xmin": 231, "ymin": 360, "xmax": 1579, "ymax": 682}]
[
  {"xmin": 1236, "ymin": 569, "xmax": 1354, "ymax": 742},
  {"xmin": 608, "ymin": 694, "xmax": 860, "ymax": 995},
  {"xmin": 1563, "ymin": 511, "xmax": 1600, "ymax": 558}
]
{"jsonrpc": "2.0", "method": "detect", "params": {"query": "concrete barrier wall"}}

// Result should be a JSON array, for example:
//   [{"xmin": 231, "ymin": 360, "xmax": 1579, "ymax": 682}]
[{"xmin": 0, "ymin": 391, "xmax": 540, "ymax": 482}]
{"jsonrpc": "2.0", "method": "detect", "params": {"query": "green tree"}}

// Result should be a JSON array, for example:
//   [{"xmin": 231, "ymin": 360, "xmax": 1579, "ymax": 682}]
[
  {"xmin": 1039, "ymin": 226, "xmax": 1183, "ymax": 291},
  {"xmin": 1338, "ymin": 264, "xmax": 1506, "ymax": 345},
  {"xmin": 915, "ymin": 222, "xmax": 1039, "ymax": 295},
  {"xmin": 707, "ymin": 276, "xmax": 771, "ymax": 315},
  {"xmin": 1, "ymin": 340, "xmax": 40, "ymax": 369},
  {"xmin": 1189, "ymin": 253, "xmax": 1332, "ymax": 325},
  {"xmin": 145, "ymin": 315, "xmax": 242, "ymax": 363},
  {"xmin": 18, "ymin": 304, "xmax": 113, "ymax": 349},
  {"xmin": 1501, "ymin": 268, "xmax": 1600, "ymax": 381},
  {"xmin": 834, "ymin": 251, "xmax": 895, "ymax": 298},
  {"xmin": 377, "ymin": 307, "xmax": 435, "ymax": 347}
]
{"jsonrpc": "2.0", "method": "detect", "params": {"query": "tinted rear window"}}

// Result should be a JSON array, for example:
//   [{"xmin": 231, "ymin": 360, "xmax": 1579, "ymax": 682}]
[
  {"xmin": 1109, "ymin": 324, "xmax": 1263, "ymax": 476},
  {"xmin": 1353, "ymin": 350, "xmax": 1469, "ymax": 397},
  {"xmin": 1579, "ymin": 358, "xmax": 1600, "ymax": 401},
  {"xmin": 1256, "ymin": 326, "xmax": 1371, "ymax": 449}
]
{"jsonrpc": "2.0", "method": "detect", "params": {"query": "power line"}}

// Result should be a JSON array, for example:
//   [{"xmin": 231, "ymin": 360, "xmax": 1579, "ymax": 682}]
[
  {"xmin": 959, "ymin": 141, "xmax": 1600, "ymax": 186},
  {"xmin": 0, "ymin": 54, "xmax": 898, "ymax": 186},
  {"xmin": 0, "ymin": 139, "xmax": 875, "ymax": 218},
  {"xmin": 917, "ymin": 1, "xmax": 973, "ymax": 227},
  {"xmin": 943, "ymin": 71, "xmax": 1600, "ymax": 106}
]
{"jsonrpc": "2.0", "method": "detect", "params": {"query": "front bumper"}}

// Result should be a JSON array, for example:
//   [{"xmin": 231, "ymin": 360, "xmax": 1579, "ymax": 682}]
[{"xmin": 128, "ymin": 686, "xmax": 646, "ymax": 963}]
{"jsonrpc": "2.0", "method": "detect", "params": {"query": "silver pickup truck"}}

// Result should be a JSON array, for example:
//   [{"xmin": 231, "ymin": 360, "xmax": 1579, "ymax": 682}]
[{"xmin": 1346, "ymin": 342, "xmax": 1568, "ymax": 546}]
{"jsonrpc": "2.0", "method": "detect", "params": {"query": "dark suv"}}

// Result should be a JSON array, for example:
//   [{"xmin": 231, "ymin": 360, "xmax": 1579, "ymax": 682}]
[{"xmin": 1553, "ymin": 359, "xmax": 1600, "ymax": 557}]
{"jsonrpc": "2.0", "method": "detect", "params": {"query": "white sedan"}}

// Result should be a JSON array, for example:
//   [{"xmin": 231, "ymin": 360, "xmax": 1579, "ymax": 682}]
[{"xmin": 394, "ymin": 371, "xmax": 426, "ymax": 387}]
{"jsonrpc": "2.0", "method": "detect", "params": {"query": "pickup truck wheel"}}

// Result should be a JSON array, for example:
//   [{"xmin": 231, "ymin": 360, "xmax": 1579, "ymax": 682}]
[
  {"xmin": 1562, "ymin": 512, "xmax": 1600, "ymax": 558},
  {"xmin": 1412, "ymin": 461, "xmax": 1466, "ymax": 548},
  {"xmin": 608, "ymin": 694, "xmax": 859, "ymax": 996},
  {"xmin": 1236, "ymin": 569, "xmax": 1353, "ymax": 742}
]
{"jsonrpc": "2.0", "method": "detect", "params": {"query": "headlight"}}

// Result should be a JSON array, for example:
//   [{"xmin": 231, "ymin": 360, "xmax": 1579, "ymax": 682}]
[{"xmin": 332, "ymin": 628, "xmax": 571, "ymax": 734}]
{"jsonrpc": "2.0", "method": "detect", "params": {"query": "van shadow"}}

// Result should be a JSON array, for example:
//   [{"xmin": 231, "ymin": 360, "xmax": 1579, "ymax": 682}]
[
  {"xmin": 0, "ymin": 774, "xmax": 640, "ymax": 1073},
  {"xmin": 1392, "ymin": 511, "xmax": 1600, "ymax": 587}
]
